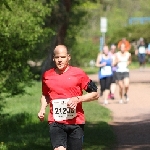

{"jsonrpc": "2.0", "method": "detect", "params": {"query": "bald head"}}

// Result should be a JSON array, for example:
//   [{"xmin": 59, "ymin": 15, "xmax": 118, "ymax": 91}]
[
  {"xmin": 53, "ymin": 45, "xmax": 71, "ymax": 73},
  {"xmin": 54, "ymin": 45, "xmax": 68, "ymax": 56}
]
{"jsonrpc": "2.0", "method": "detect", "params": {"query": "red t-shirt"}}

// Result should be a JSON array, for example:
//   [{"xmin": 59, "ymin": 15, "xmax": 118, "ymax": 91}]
[{"xmin": 42, "ymin": 66, "xmax": 90, "ymax": 124}]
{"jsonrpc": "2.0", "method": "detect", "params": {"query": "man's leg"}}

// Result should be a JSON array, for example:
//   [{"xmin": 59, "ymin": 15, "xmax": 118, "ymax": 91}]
[
  {"xmin": 49, "ymin": 122, "xmax": 67, "ymax": 150},
  {"xmin": 67, "ymin": 125, "xmax": 84, "ymax": 150}
]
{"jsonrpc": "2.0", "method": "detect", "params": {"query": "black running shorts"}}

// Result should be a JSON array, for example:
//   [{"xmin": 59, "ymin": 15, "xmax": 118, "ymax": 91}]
[
  {"xmin": 49, "ymin": 122, "xmax": 84, "ymax": 150},
  {"xmin": 116, "ymin": 72, "xmax": 129, "ymax": 80}
]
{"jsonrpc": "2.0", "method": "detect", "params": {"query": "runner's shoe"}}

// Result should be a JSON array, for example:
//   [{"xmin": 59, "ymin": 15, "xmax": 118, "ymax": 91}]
[
  {"xmin": 124, "ymin": 93, "xmax": 129, "ymax": 103},
  {"xmin": 103, "ymin": 100, "xmax": 108, "ymax": 105},
  {"xmin": 110, "ymin": 94, "xmax": 115, "ymax": 100},
  {"xmin": 119, "ymin": 99, "xmax": 123, "ymax": 104}
]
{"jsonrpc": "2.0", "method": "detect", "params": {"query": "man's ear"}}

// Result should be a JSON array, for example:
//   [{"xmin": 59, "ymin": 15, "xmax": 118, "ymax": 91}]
[{"xmin": 68, "ymin": 54, "xmax": 71, "ymax": 60}]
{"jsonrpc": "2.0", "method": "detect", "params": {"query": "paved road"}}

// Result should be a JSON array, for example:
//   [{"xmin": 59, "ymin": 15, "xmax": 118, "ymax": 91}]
[
  {"xmin": 88, "ymin": 68, "xmax": 150, "ymax": 150},
  {"xmin": 89, "ymin": 68, "xmax": 150, "ymax": 84}
]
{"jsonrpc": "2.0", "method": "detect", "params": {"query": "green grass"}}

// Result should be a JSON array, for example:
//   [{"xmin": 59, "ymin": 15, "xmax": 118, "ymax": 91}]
[
  {"xmin": 82, "ymin": 67, "xmax": 99, "ymax": 74},
  {"xmin": 128, "ymin": 61, "xmax": 150, "ymax": 69},
  {"xmin": 82, "ymin": 61, "xmax": 150, "ymax": 74},
  {"xmin": 83, "ymin": 102, "xmax": 115, "ymax": 150},
  {"xmin": 0, "ymin": 81, "xmax": 115, "ymax": 150}
]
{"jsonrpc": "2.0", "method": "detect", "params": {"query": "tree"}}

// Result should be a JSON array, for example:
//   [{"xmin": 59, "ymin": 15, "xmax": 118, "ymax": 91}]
[
  {"xmin": 41, "ymin": 0, "xmax": 100, "ymax": 71},
  {"xmin": 0, "ymin": 0, "xmax": 57, "ymax": 96}
]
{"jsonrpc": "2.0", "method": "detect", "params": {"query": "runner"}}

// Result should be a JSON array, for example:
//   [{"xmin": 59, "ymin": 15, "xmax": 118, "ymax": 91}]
[
  {"xmin": 117, "ymin": 37, "xmax": 131, "ymax": 51},
  {"xmin": 114, "ymin": 43, "xmax": 131, "ymax": 104},
  {"xmin": 108, "ymin": 44, "xmax": 117, "ymax": 100},
  {"xmin": 95, "ymin": 45, "xmax": 113, "ymax": 105},
  {"xmin": 135, "ymin": 38, "xmax": 148, "ymax": 70},
  {"xmin": 38, "ymin": 45, "xmax": 99, "ymax": 150}
]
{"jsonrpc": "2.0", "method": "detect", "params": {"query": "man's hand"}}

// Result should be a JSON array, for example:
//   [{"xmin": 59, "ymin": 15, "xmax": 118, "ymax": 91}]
[
  {"xmin": 67, "ymin": 97, "xmax": 81, "ymax": 110},
  {"xmin": 38, "ymin": 109, "xmax": 45, "ymax": 121}
]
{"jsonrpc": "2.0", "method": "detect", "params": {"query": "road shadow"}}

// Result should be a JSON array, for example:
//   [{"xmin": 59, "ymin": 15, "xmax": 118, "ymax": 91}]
[
  {"xmin": 111, "ymin": 113, "xmax": 150, "ymax": 150},
  {"xmin": 0, "ymin": 112, "xmax": 115, "ymax": 150},
  {"xmin": 0, "ymin": 112, "xmax": 52, "ymax": 150}
]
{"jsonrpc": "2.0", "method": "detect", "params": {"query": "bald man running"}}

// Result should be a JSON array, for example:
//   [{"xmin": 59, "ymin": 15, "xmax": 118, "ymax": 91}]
[{"xmin": 38, "ymin": 45, "xmax": 99, "ymax": 150}]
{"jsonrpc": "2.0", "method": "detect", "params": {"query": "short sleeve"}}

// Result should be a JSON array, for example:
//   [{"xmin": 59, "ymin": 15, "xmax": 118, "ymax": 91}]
[
  {"xmin": 79, "ymin": 70, "xmax": 90, "ymax": 91},
  {"xmin": 42, "ymin": 74, "xmax": 49, "ymax": 96}
]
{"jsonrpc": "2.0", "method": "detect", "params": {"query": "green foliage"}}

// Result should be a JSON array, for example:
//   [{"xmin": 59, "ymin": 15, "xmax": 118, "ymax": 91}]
[
  {"xmin": 65, "ymin": 1, "xmax": 101, "ymax": 66},
  {"xmin": 67, "ymin": 0, "xmax": 150, "ymax": 67},
  {"xmin": 0, "ymin": 0, "xmax": 57, "ymax": 96},
  {"xmin": 70, "ymin": 40, "xmax": 99, "ymax": 66},
  {"xmin": 108, "ymin": 23, "xmax": 150, "ymax": 45},
  {"xmin": 1, "ymin": 0, "xmax": 150, "ymax": 96}
]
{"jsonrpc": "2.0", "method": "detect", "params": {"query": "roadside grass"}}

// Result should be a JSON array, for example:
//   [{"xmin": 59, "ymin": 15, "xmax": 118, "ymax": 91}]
[
  {"xmin": 128, "ymin": 61, "xmax": 150, "ymax": 69},
  {"xmin": 0, "ymin": 81, "xmax": 115, "ymax": 150},
  {"xmin": 82, "ymin": 67, "xmax": 99, "ymax": 74},
  {"xmin": 82, "ymin": 61, "xmax": 150, "ymax": 74},
  {"xmin": 83, "ymin": 102, "xmax": 115, "ymax": 150}
]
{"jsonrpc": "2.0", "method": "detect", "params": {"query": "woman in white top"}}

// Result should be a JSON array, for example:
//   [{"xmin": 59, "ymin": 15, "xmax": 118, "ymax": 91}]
[{"xmin": 113, "ymin": 43, "xmax": 131, "ymax": 104}]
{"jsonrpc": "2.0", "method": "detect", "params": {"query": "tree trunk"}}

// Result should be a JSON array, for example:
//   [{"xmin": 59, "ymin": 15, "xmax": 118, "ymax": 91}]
[{"xmin": 41, "ymin": 0, "xmax": 71, "ymax": 75}]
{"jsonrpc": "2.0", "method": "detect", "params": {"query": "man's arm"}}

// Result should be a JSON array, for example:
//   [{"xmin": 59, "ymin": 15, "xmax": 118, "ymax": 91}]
[
  {"xmin": 67, "ymin": 92, "xmax": 99, "ymax": 110},
  {"xmin": 67, "ymin": 80, "xmax": 99, "ymax": 109},
  {"xmin": 77, "ymin": 92, "xmax": 99, "ymax": 102},
  {"xmin": 38, "ymin": 95, "xmax": 50, "ymax": 121},
  {"xmin": 78, "ymin": 80, "xmax": 99, "ymax": 102}
]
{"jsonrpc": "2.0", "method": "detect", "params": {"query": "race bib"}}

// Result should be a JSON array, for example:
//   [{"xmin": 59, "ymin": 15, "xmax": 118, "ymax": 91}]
[
  {"xmin": 52, "ymin": 99, "xmax": 76, "ymax": 121},
  {"xmin": 118, "ymin": 61, "xmax": 127, "ymax": 70},
  {"xmin": 101, "ymin": 66, "xmax": 112, "ymax": 75},
  {"xmin": 139, "ymin": 47, "xmax": 146, "ymax": 54}
]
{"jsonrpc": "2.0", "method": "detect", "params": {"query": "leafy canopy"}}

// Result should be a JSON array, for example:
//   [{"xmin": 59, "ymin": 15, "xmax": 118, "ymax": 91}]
[{"xmin": 0, "ymin": 0, "xmax": 57, "ymax": 96}]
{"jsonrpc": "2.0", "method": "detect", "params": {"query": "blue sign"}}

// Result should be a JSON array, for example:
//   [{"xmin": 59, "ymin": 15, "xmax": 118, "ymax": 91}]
[{"xmin": 129, "ymin": 17, "xmax": 150, "ymax": 25}]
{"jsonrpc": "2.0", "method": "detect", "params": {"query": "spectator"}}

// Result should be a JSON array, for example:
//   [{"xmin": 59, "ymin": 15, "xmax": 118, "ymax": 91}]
[
  {"xmin": 135, "ymin": 38, "xmax": 148, "ymax": 70},
  {"xmin": 108, "ymin": 44, "xmax": 117, "ymax": 100},
  {"xmin": 118, "ymin": 37, "xmax": 131, "ymax": 51}
]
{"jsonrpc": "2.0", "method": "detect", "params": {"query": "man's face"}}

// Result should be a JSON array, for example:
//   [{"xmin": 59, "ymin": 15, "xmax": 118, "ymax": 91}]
[{"xmin": 53, "ymin": 46, "xmax": 70, "ymax": 71}]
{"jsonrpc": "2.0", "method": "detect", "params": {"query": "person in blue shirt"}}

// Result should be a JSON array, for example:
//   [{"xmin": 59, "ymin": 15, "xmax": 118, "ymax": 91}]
[{"xmin": 95, "ymin": 45, "xmax": 113, "ymax": 105}]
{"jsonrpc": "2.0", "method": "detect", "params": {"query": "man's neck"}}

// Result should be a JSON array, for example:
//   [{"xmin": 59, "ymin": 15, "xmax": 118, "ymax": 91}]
[{"xmin": 55, "ymin": 66, "xmax": 70, "ymax": 74}]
